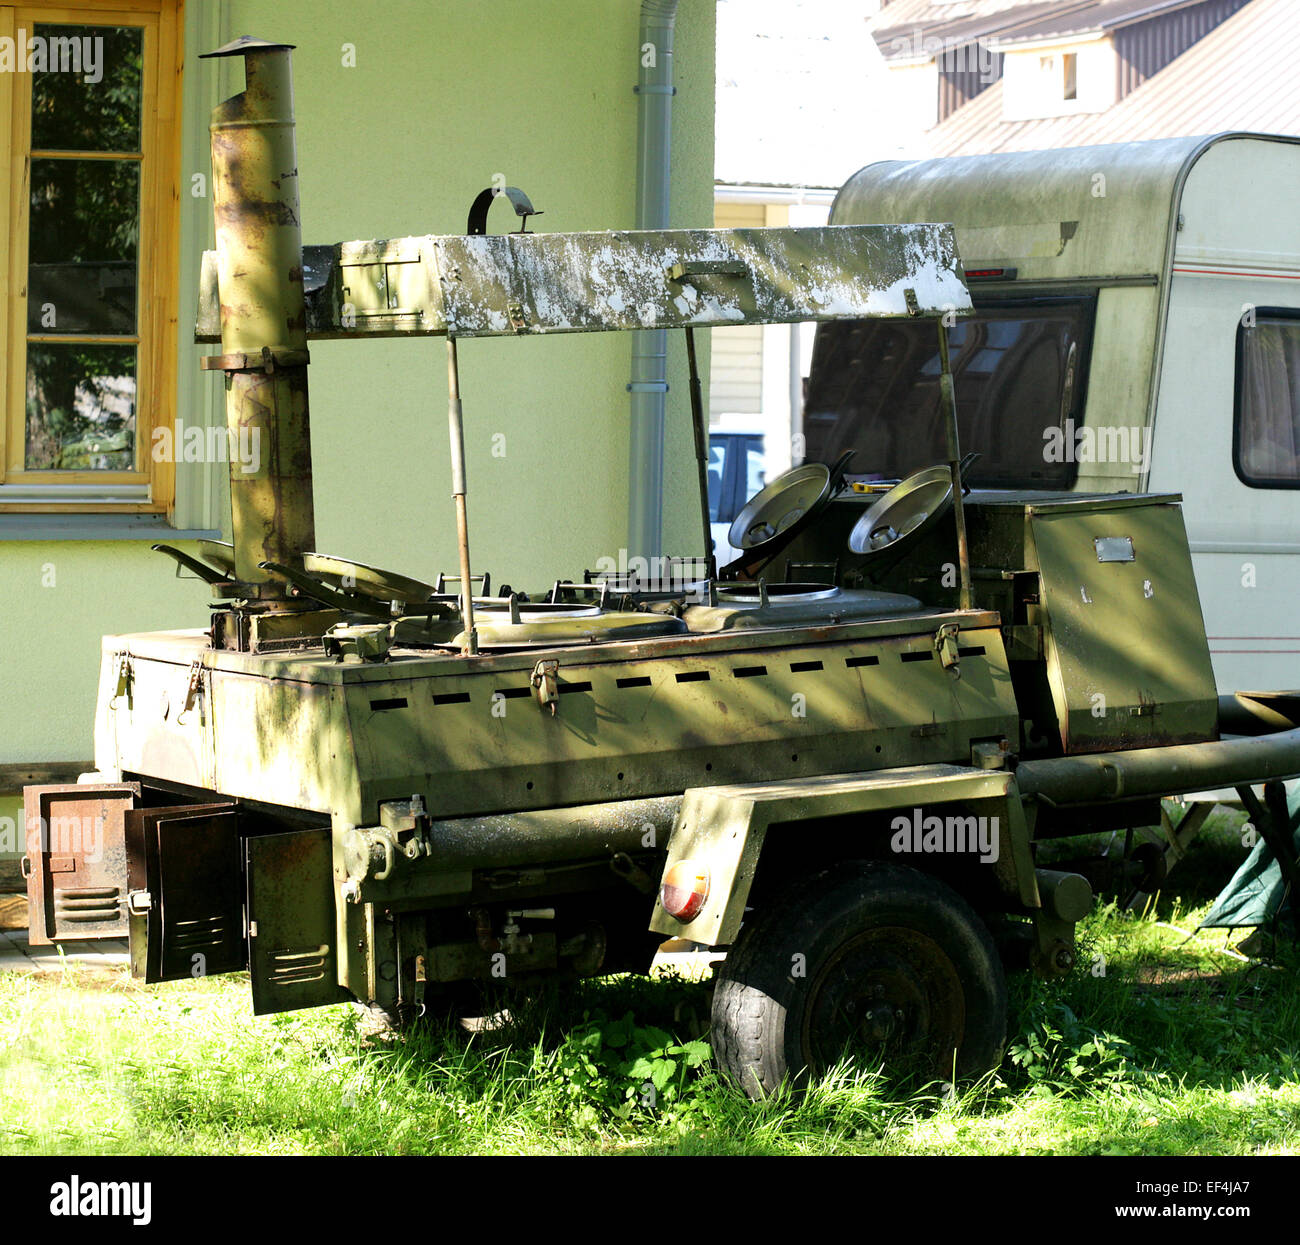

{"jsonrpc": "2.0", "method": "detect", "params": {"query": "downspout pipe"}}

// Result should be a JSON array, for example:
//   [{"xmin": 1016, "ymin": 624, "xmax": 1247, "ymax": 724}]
[{"xmin": 627, "ymin": 0, "xmax": 679, "ymax": 565}]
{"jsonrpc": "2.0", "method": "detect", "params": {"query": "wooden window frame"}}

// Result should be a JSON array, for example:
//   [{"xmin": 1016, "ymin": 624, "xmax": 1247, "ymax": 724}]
[{"xmin": 0, "ymin": 0, "xmax": 182, "ymax": 514}]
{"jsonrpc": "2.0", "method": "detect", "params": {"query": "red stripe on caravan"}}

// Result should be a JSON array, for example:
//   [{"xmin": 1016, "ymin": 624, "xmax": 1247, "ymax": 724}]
[{"xmin": 1173, "ymin": 267, "xmax": 1300, "ymax": 281}]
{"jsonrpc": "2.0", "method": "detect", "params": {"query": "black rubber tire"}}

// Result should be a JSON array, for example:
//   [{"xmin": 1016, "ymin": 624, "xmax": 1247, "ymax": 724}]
[{"xmin": 711, "ymin": 862, "xmax": 1007, "ymax": 1099}]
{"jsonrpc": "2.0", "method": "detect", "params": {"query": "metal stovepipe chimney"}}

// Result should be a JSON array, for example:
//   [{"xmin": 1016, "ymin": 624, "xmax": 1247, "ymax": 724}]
[{"xmin": 200, "ymin": 36, "xmax": 316, "ymax": 604}]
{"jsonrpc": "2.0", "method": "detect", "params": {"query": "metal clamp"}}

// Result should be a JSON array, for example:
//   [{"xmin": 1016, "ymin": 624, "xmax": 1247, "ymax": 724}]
[
  {"xmin": 109, "ymin": 654, "xmax": 133, "ymax": 709},
  {"xmin": 934, "ymin": 622, "xmax": 961, "ymax": 675},
  {"xmin": 199, "ymin": 345, "xmax": 311, "ymax": 373},
  {"xmin": 126, "ymin": 889, "xmax": 152, "ymax": 915},
  {"xmin": 178, "ymin": 659, "xmax": 205, "ymax": 724},
  {"xmin": 531, "ymin": 659, "xmax": 559, "ymax": 715}
]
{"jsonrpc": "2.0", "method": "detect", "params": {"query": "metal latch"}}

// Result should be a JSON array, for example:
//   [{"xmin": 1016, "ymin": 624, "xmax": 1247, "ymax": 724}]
[
  {"xmin": 110, "ymin": 654, "xmax": 133, "ymax": 708},
  {"xmin": 934, "ymin": 622, "xmax": 961, "ymax": 675},
  {"xmin": 178, "ymin": 659, "xmax": 205, "ymax": 724},
  {"xmin": 126, "ymin": 890, "xmax": 152, "ymax": 915},
  {"xmin": 531, "ymin": 659, "xmax": 559, "ymax": 715}
]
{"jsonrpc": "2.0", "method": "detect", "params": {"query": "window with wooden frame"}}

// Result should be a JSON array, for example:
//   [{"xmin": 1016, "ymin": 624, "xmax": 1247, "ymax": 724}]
[{"xmin": 0, "ymin": 0, "xmax": 181, "ymax": 513}]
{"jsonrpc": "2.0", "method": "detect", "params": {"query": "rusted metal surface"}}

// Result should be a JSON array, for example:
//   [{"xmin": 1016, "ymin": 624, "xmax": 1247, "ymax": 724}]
[
  {"xmin": 23, "ymin": 783, "xmax": 139, "ymax": 945},
  {"xmin": 201, "ymin": 39, "xmax": 315, "ymax": 600}
]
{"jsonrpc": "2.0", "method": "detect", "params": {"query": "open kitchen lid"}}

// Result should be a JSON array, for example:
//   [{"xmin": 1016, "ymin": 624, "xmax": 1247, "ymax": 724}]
[{"xmin": 197, "ymin": 224, "xmax": 972, "ymax": 342}]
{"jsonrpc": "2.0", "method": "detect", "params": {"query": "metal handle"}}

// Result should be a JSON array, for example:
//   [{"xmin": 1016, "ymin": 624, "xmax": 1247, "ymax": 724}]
[
  {"xmin": 372, "ymin": 836, "xmax": 395, "ymax": 883},
  {"xmin": 19, "ymin": 855, "xmax": 32, "ymax": 880}
]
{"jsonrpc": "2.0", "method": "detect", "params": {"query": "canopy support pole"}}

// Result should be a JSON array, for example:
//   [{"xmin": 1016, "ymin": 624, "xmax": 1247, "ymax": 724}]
[
  {"xmin": 685, "ymin": 327, "xmax": 716, "ymax": 581},
  {"xmin": 446, "ymin": 336, "xmax": 477, "ymax": 654},
  {"xmin": 937, "ymin": 319, "xmax": 972, "ymax": 611}
]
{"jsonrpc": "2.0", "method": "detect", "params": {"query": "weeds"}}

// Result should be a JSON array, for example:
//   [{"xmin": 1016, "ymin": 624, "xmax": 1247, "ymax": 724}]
[{"xmin": 2, "ymin": 820, "xmax": 1297, "ymax": 1155}]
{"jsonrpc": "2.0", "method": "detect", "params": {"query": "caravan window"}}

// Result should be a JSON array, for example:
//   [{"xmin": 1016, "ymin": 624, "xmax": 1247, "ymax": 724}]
[
  {"xmin": 1235, "ymin": 310, "xmax": 1300, "ymax": 489},
  {"xmin": 801, "ymin": 295, "xmax": 1096, "ymax": 489}
]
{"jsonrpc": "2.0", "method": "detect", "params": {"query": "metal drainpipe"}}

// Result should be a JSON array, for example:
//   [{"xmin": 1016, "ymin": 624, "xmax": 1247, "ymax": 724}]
[{"xmin": 627, "ymin": 0, "xmax": 678, "ymax": 566}]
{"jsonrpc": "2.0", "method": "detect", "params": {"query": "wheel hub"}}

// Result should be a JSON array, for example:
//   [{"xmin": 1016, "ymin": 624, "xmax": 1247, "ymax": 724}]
[{"xmin": 803, "ymin": 926, "xmax": 966, "ymax": 1082}]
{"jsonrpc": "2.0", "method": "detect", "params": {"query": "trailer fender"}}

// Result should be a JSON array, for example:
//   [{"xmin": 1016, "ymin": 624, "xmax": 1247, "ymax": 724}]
[{"xmin": 650, "ymin": 763, "xmax": 1037, "ymax": 945}]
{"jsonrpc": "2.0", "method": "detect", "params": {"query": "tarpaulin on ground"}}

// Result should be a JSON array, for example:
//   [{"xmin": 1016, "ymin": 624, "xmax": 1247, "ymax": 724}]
[{"xmin": 1200, "ymin": 782, "xmax": 1299, "ymax": 930}]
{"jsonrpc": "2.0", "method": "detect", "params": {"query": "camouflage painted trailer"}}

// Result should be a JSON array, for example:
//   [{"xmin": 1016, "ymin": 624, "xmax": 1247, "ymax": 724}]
[{"xmin": 22, "ymin": 39, "xmax": 1300, "ymax": 1098}]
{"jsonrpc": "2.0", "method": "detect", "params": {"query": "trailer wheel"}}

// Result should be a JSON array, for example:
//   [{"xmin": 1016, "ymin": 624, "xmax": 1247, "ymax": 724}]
[{"xmin": 711, "ymin": 862, "xmax": 1006, "ymax": 1098}]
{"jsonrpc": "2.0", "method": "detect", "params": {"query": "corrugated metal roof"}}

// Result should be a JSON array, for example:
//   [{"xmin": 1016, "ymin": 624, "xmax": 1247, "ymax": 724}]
[
  {"xmin": 873, "ymin": 0, "xmax": 1061, "ymax": 29},
  {"xmin": 925, "ymin": 0, "xmax": 1299, "ymax": 155},
  {"xmin": 874, "ymin": 1, "xmax": 1095, "ymax": 58},
  {"xmin": 989, "ymin": 0, "xmax": 1218, "ymax": 45}
]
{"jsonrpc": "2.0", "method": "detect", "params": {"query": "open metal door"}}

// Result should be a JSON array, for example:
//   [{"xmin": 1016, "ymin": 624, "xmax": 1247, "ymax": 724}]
[
  {"xmin": 124, "ymin": 803, "xmax": 243, "ymax": 982},
  {"xmin": 246, "ymin": 828, "xmax": 350, "ymax": 1014},
  {"xmin": 23, "ymin": 783, "xmax": 140, "ymax": 945}
]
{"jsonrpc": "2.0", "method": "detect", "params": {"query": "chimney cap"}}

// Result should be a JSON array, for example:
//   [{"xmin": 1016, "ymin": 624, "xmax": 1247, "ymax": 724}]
[{"xmin": 200, "ymin": 35, "xmax": 295, "ymax": 59}]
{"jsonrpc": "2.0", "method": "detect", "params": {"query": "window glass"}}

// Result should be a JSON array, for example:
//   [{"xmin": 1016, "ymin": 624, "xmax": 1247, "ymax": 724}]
[
  {"xmin": 30, "ymin": 24, "xmax": 143, "ymax": 151},
  {"xmin": 1236, "ymin": 313, "xmax": 1300, "ymax": 488},
  {"xmin": 25, "ymin": 344, "xmax": 136, "ymax": 470},
  {"xmin": 801, "ymin": 296, "xmax": 1096, "ymax": 489},
  {"xmin": 27, "ymin": 158, "xmax": 139, "ymax": 334},
  {"xmin": 22, "ymin": 23, "xmax": 144, "ymax": 473},
  {"xmin": 707, "ymin": 441, "xmax": 728, "ymax": 520},
  {"xmin": 743, "ymin": 437, "xmax": 766, "ymax": 501}
]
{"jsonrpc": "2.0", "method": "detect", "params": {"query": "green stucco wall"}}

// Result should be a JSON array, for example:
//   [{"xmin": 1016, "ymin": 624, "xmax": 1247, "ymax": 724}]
[{"xmin": 0, "ymin": 0, "xmax": 716, "ymax": 776}]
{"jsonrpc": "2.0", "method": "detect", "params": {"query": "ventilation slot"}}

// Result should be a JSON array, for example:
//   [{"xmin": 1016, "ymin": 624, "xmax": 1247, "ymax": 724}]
[
  {"xmin": 53, "ymin": 887, "xmax": 120, "ymax": 923},
  {"xmin": 172, "ymin": 915, "xmax": 231, "ymax": 951},
  {"xmin": 269, "ymin": 945, "xmax": 330, "ymax": 986}
]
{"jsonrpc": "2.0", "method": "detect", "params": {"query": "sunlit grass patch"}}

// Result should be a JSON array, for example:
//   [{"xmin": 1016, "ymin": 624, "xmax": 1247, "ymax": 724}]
[{"xmin": 1, "ymin": 888, "xmax": 1296, "ymax": 1156}]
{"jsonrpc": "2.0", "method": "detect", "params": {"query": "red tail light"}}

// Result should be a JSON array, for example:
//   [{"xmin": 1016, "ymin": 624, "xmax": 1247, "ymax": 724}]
[{"xmin": 661, "ymin": 860, "xmax": 710, "ymax": 922}]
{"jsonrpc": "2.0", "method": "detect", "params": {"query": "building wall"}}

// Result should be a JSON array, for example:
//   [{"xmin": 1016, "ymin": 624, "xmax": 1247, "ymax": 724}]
[
  {"xmin": 709, "ymin": 201, "xmax": 767, "ymax": 417},
  {"xmin": 886, "ymin": 59, "xmax": 939, "ymax": 131},
  {"xmin": 0, "ymin": 0, "xmax": 716, "ymax": 800},
  {"xmin": 1001, "ymin": 37, "xmax": 1116, "ymax": 120}
]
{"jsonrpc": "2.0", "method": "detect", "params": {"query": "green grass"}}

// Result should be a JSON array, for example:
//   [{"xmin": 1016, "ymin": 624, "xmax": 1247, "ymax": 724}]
[{"xmin": 2, "ymin": 819, "xmax": 1298, "ymax": 1155}]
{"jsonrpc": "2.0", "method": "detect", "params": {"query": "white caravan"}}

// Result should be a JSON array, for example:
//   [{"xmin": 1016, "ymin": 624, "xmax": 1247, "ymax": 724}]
[{"xmin": 808, "ymin": 133, "xmax": 1300, "ymax": 696}]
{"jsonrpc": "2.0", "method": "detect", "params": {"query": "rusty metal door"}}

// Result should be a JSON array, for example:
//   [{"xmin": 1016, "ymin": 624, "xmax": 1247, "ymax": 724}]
[
  {"xmin": 23, "ymin": 783, "xmax": 140, "ymax": 945},
  {"xmin": 124, "ymin": 804, "xmax": 244, "ymax": 982},
  {"xmin": 246, "ymin": 828, "xmax": 350, "ymax": 1014}
]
